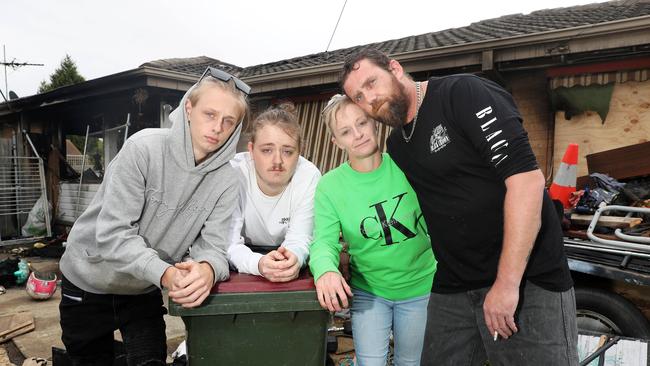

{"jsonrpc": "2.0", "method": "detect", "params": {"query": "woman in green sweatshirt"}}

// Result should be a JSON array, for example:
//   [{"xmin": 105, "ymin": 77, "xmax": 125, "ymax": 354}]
[{"xmin": 310, "ymin": 95, "xmax": 436, "ymax": 366}]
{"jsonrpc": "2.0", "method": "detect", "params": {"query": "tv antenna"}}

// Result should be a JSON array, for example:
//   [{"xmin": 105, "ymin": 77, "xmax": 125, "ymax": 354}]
[{"xmin": 1, "ymin": 45, "xmax": 44, "ymax": 103}]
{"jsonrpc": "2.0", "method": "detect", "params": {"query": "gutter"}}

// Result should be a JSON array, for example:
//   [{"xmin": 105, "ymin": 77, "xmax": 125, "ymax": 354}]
[{"xmin": 393, "ymin": 15, "xmax": 650, "ymax": 61}]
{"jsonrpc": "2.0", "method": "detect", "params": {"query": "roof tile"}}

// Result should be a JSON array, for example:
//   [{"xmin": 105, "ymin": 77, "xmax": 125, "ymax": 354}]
[
  {"xmin": 140, "ymin": 1, "xmax": 650, "ymax": 78},
  {"xmin": 240, "ymin": 0, "xmax": 650, "ymax": 77}
]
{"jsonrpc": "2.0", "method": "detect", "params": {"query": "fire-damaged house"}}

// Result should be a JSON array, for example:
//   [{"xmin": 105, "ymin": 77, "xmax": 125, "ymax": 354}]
[{"xmin": 0, "ymin": 0, "xmax": 649, "ymax": 244}]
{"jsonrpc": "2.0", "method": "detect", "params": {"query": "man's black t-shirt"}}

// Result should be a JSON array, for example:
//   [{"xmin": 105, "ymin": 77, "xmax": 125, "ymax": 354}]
[{"xmin": 387, "ymin": 74, "xmax": 573, "ymax": 293}]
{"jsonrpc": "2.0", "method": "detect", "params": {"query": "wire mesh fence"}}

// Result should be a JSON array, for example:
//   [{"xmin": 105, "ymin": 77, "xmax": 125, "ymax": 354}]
[{"xmin": 0, "ymin": 152, "xmax": 51, "ymax": 245}]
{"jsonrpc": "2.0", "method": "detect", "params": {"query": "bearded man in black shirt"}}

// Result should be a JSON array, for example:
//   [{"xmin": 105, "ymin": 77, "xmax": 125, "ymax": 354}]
[{"xmin": 340, "ymin": 48, "xmax": 578, "ymax": 366}]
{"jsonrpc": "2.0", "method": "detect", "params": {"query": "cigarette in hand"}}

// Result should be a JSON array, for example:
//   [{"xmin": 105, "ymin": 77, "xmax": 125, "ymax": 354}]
[{"xmin": 493, "ymin": 330, "xmax": 498, "ymax": 341}]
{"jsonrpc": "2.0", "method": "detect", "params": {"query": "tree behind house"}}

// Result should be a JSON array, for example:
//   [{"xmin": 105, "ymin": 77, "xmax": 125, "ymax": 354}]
[{"xmin": 38, "ymin": 54, "xmax": 85, "ymax": 93}]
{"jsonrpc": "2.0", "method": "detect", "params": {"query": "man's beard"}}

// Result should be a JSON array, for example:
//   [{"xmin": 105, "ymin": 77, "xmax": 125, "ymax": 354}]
[{"xmin": 371, "ymin": 77, "xmax": 410, "ymax": 128}]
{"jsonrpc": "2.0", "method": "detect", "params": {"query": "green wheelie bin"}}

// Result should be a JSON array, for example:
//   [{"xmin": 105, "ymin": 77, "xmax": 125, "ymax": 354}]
[{"xmin": 169, "ymin": 271, "xmax": 328, "ymax": 365}]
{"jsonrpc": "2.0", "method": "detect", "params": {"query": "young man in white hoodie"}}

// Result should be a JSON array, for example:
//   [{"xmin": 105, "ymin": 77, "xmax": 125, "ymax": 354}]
[
  {"xmin": 58, "ymin": 67, "xmax": 250, "ymax": 365},
  {"xmin": 228, "ymin": 103, "xmax": 321, "ymax": 282}
]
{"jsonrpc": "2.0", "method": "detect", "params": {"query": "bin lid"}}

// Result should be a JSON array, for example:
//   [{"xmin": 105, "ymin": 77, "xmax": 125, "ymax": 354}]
[
  {"xmin": 169, "ymin": 271, "xmax": 323, "ymax": 316},
  {"xmin": 211, "ymin": 270, "xmax": 316, "ymax": 294}
]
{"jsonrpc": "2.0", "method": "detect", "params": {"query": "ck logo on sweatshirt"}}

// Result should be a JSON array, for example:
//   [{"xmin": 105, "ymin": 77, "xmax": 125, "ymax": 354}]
[
  {"xmin": 475, "ymin": 106, "xmax": 509, "ymax": 167},
  {"xmin": 279, "ymin": 217, "xmax": 290, "ymax": 225},
  {"xmin": 359, "ymin": 192, "xmax": 427, "ymax": 246},
  {"xmin": 430, "ymin": 124, "xmax": 451, "ymax": 153}
]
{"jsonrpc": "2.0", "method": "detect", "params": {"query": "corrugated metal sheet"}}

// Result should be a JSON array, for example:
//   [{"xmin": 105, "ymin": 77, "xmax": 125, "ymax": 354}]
[
  {"xmin": 550, "ymin": 69, "xmax": 650, "ymax": 89},
  {"xmin": 295, "ymin": 100, "xmax": 392, "ymax": 174}
]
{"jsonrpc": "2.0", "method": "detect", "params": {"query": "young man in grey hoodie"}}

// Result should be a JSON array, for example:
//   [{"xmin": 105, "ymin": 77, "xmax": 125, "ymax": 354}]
[{"xmin": 58, "ymin": 67, "xmax": 250, "ymax": 365}]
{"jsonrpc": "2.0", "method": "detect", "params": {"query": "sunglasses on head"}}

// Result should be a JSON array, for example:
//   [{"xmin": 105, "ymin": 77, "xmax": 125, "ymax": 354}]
[
  {"xmin": 321, "ymin": 94, "xmax": 348, "ymax": 116},
  {"xmin": 199, "ymin": 67, "xmax": 251, "ymax": 96}
]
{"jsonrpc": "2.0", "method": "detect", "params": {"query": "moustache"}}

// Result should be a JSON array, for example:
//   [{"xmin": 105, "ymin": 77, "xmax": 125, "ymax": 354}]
[{"xmin": 371, "ymin": 99, "xmax": 386, "ymax": 114}]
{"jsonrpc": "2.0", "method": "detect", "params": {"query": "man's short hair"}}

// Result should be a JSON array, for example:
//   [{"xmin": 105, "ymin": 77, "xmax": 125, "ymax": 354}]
[{"xmin": 339, "ymin": 48, "xmax": 392, "ymax": 90}]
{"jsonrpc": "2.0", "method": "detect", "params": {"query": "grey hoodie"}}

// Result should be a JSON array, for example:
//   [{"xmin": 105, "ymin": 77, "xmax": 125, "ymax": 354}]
[{"xmin": 60, "ymin": 84, "xmax": 241, "ymax": 295}]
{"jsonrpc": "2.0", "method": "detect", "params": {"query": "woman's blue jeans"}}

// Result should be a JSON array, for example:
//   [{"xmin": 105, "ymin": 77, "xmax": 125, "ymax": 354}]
[{"xmin": 351, "ymin": 288, "xmax": 429, "ymax": 366}]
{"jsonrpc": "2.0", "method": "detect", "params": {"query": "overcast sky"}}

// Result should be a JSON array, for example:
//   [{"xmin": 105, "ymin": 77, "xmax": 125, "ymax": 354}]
[{"xmin": 2, "ymin": 0, "xmax": 608, "ymax": 98}]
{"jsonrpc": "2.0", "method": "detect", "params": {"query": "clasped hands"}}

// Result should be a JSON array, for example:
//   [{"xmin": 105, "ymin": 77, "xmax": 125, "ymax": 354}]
[
  {"xmin": 258, "ymin": 246, "xmax": 301, "ymax": 282},
  {"xmin": 162, "ymin": 261, "xmax": 214, "ymax": 308}
]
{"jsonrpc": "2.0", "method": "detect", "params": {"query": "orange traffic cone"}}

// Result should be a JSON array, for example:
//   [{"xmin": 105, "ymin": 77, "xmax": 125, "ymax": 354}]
[{"xmin": 549, "ymin": 143, "xmax": 579, "ymax": 208}]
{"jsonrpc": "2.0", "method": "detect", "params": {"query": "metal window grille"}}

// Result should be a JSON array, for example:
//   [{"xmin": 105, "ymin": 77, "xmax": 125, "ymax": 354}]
[{"xmin": 0, "ymin": 132, "xmax": 51, "ymax": 246}]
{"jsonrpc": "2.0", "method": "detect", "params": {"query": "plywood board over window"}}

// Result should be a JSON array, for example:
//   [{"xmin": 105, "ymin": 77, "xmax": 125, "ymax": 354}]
[
  {"xmin": 553, "ymin": 81, "xmax": 650, "ymax": 178},
  {"xmin": 508, "ymin": 70, "xmax": 553, "ymax": 178}
]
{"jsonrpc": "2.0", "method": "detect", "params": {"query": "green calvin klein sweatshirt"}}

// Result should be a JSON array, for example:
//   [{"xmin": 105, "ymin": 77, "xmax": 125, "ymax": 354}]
[{"xmin": 309, "ymin": 153, "xmax": 436, "ymax": 300}]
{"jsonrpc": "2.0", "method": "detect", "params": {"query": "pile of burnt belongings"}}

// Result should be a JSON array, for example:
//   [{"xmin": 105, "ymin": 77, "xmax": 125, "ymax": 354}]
[{"xmin": 575, "ymin": 174, "xmax": 650, "ymax": 214}]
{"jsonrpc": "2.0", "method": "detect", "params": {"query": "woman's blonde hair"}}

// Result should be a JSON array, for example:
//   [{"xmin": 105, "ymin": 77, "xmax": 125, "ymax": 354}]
[
  {"xmin": 320, "ymin": 94, "xmax": 355, "ymax": 136},
  {"xmin": 248, "ymin": 102, "xmax": 302, "ymax": 151},
  {"xmin": 187, "ymin": 77, "xmax": 250, "ymax": 123}
]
